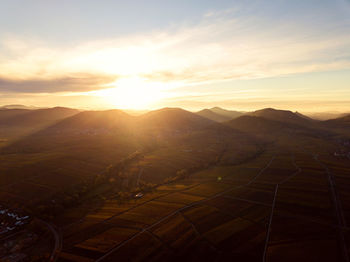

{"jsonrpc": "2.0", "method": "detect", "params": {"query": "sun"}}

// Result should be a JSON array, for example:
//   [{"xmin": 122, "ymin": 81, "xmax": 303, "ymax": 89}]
[{"xmin": 94, "ymin": 77, "xmax": 166, "ymax": 109}]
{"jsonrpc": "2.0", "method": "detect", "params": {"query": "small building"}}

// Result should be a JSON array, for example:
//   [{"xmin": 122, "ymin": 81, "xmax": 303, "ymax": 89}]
[{"xmin": 134, "ymin": 192, "xmax": 144, "ymax": 199}]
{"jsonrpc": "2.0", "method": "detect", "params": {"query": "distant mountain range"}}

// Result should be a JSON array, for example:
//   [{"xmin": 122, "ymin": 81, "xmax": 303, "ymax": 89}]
[
  {"xmin": 0, "ymin": 105, "xmax": 349, "ymax": 148},
  {"xmin": 2, "ymin": 104, "xmax": 348, "ymax": 121},
  {"xmin": 0, "ymin": 105, "xmax": 350, "ymax": 212},
  {"xmin": 196, "ymin": 106, "xmax": 320, "ymax": 124},
  {"xmin": 196, "ymin": 107, "xmax": 244, "ymax": 122}
]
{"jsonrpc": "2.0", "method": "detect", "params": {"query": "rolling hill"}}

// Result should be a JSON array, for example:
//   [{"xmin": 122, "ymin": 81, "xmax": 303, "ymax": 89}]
[
  {"xmin": 0, "ymin": 107, "xmax": 261, "ymax": 210},
  {"xmin": 0, "ymin": 107, "xmax": 79, "ymax": 146},
  {"xmin": 197, "ymin": 107, "xmax": 243, "ymax": 122},
  {"xmin": 305, "ymin": 112, "xmax": 349, "ymax": 121},
  {"xmin": 139, "ymin": 107, "xmax": 214, "ymax": 131},
  {"xmin": 322, "ymin": 114, "xmax": 350, "ymax": 129},
  {"xmin": 41, "ymin": 109, "xmax": 135, "ymax": 133},
  {"xmin": 210, "ymin": 106, "xmax": 244, "ymax": 118},
  {"xmin": 249, "ymin": 108, "xmax": 313, "ymax": 126},
  {"xmin": 196, "ymin": 109, "xmax": 232, "ymax": 122},
  {"xmin": 0, "ymin": 107, "xmax": 79, "ymax": 127}
]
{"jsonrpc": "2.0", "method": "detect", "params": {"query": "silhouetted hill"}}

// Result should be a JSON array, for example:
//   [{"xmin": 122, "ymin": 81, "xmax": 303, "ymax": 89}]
[
  {"xmin": 249, "ymin": 108, "xmax": 312, "ymax": 126},
  {"xmin": 210, "ymin": 107, "xmax": 243, "ymax": 119},
  {"xmin": 227, "ymin": 114, "xmax": 331, "ymax": 142},
  {"xmin": 305, "ymin": 112, "xmax": 349, "ymax": 121},
  {"xmin": 0, "ymin": 107, "xmax": 260, "ymax": 209},
  {"xmin": 322, "ymin": 114, "xmax": 350, "ymax": 129},
  {"xmin": 42, "ymin": 109, "xmax": 134, "ymax": 133},
  {"xmin": 196, "ymin": 109, "xmax": 232, "ymax": 122},
  {"xmin": 0, "ymin": 109, "xmax": 31, "ymax": 122},
  {"xmin": 0, "ymin": 107, "xmax": 79, "ymax": 127},
  {"xmin": 139, "ymin": 108, "xmax": 214, "ymax": 131},
  {"xmin": 0, "ymin": 107, "xmax": 79, "ymax": 144},
  {"xmin": 227, "ymin": 115, "xmax": 289, "ymax": 134},
  {"xmin": 295, "ymin": 111, "xmax": 313, "ymax": 121}
]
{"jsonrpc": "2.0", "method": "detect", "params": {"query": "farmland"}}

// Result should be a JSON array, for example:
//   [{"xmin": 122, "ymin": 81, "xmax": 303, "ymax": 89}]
[{"xmin": 52, "ymin": 142, "xmax": 350, "ymax": 262}]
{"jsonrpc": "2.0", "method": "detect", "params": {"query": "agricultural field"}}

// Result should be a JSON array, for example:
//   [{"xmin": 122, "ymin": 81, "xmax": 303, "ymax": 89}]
[{"xmin": 51, "ymin": 144, "xmax": 350, "ymax": 261}]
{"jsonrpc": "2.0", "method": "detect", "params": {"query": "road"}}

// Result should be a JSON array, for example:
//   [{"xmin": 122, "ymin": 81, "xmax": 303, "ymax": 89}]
[
  {"xmin": 94, "ymin": 156, "xmax": 276, "ymax": 262},
  {"xmin": 37, "ymin": 219, "xmax": 62, "ymax": 262},
  {"xmin": 262, "ymin": 154, "xmax": 302, "ymax": 262},
  {"xmin": 314, "ymin": 154, "xmax": 349, "ymax": 262}
]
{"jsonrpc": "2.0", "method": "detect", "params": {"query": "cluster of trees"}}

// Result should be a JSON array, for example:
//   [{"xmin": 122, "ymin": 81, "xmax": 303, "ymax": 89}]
[
  {"xmin": 113, "ymin": 180, "xmax": 155, "ymax": 201},
  {"xmin": 163, "ymin": 164, "xmax": 206, "ymax": 184},
  {"xmin": 106, "ymin": 151, "xmax": 143, "ymax": 177},
  {"xmin": 32, "ymin": 143, "xmax": 259, "ymax": 220},
  {"xmin": 33, "ymin": 151, "xmax": 145, "ymax": 220}
]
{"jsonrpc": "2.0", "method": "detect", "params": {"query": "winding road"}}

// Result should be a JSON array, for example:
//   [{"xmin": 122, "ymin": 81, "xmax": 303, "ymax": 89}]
[{"xmin": 37, "ymin": 219, "xmax": 62, "ymax": 262}]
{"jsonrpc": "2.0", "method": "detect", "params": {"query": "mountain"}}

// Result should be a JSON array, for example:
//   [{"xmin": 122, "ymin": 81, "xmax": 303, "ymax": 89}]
[
  {"xmin": 209, "ymin": 107, "xmax": 243, "ymax": 119},
  {"xmin": 122, "ymin": 109, "xmax": 149, "ymax": 116},
  {"xmin": 295, "ymin": 111, "xmax": 313, "ymax": 121},
  {"xmin": 139, "ymin": 107, "xmax": 214, "ymax": 131},
  {"xmin": 2, "ymin": 109, "xmax": 139, "ymax": 155},
  {"xmin": 196, "ymin": 109, "xmax": 232, "ymax": 122},
  {"xmin": 42, "ymin": 109, "xmax": 134, "ymax": 133},
  {"xmin": 305, "ymin": 112, "xmax": 349, "ymax": 121},
  {"xmin": 0, "ymin": 107, "xmax": 259, "ymax": 209},
  {"xmin": 0, "ymin": 107, "xmax": 79, "ymax": 144},
  {"xmin": 322, "ymin": 114, "xmax": 350, "ymax": 129},
  {"xmin": 227, "ymin": 115, "xmax": 290, "ymax": 135},
  {"xmin": 227, "ymin": 112, "xmax": 331, "ymax": 144},
  {"xmin": 0, "ymin": 109, "xmax": 30, "ymax": 122},
  {"xmin": 249, "ymin": 108, "xmax": 313, "ymax": 126},
  {"xmin": 3, "ymin": 108, "xmax": 213, "ymax": 155},
  {"xmin": 195, "ymin": 107, "xmax": 243, "ymax": 122},
  {"xmin": 0, "ymin": 107, "xmax": 79, "ymax": 127},
  {"xmin": 0, "ymin": 109, "xmax": 140, "ymax": 184}
]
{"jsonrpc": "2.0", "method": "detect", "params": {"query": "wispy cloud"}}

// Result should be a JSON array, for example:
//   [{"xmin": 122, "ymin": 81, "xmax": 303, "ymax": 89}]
[
  {"xmin": 0, "ymin": 74, "xmax": 116, "ymax": 93},
  {"xmin": 0, "ymin": 6, "xmax": 349, "ymax": 94}
]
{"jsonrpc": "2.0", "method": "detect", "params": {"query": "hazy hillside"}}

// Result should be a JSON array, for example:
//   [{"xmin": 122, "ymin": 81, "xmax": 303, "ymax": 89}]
[
  {"xmin": 139, "ymin": 107, "xmax": 214, "ymax": 131},
  {"xmin": 0, "ymin": 107, "xmax": 79, "ymax": 127},
  {"xmin": 211, "ymin": 106, "xmax": 243, "ymax": 118},
  {"xmin": 42, "ymin": 109, "xmax": 135, "ymax": 133},
  {"xmin": 249, "ymin": 108, "xmax": 313, "ymax": 126},
  {"xmin": 0, "ymin": 109, "xmax": 30, "ymax": 121},
  {"xmin": 226, "ymin": 115, "xmax": 301, "ymax": 143},
  {"xmin": 0, "ymin": 107, "xmax": 261, "ymax": 209},
  {"xmin": 0, "ymin": 107, "xmax": 79, "ymax": 146},
  {"xmin": 322, "ymin": 114, "xmax": 350, "ymax": 129},
  {"xmin": 305, "ymin": 112, "xmax": 349, "ymax": 120},
  {"xmin": 196, "ymin": 109, "xmax": 232, "ymax": 122},
  {"xmin": 227, "ymin": 114, "xmax": 334, "ymax": 149},
  {"xmin": 1, "ymin": 109, "xmax": 139, "ymax": 156}
]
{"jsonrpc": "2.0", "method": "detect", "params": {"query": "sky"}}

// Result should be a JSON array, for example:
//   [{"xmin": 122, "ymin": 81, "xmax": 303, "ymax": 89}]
[{"xmin": 0, "ymin": 0, "xmax": 350, "ymax": 112}]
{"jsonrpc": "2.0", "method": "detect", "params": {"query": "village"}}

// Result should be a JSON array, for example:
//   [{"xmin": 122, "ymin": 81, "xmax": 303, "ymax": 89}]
[
  {"xmin": 334, "ymin": 138, "xmax": 350, "ymax": 159},
  {"xmin": 0, "ymin": 206, "xmax": 36, "ymax": 261},
  {"xmin": 0, "ymin": 206, "xmax": 30, "ymax": 236}
]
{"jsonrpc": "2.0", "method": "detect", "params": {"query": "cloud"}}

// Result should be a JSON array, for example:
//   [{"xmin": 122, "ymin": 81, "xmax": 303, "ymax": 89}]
[
  {"xmin": 0, "ymin": 74, "xmax": 116, "ymax": 93},
  {"xmin": 0, "ymin": 7, "xmax": 349, "ymax": 94}
]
